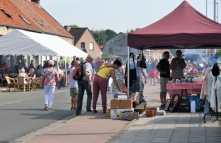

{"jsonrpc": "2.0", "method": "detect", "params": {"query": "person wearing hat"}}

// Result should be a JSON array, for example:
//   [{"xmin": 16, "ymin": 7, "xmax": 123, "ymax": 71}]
[{"xmin": 41, "ymin": 60, "xmax": 60, "ymax": 110}]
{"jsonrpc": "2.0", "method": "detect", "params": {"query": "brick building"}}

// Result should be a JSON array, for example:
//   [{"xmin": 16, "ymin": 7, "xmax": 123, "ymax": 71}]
[
  {"xmin": 64, "ymin": 26, "xmax": 102, "ymax": 58},
  {"xmin": 0, "ymin": 0, "xmax": 73, "ymax": 67}
]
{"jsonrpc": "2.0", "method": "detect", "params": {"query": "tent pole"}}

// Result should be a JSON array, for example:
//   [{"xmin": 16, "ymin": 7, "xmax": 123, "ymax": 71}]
[
  {"xmin": 139, "ymin": 49, "xmax": 142, "ymax": 101},
  {"xmin": 65, "ymin": 58, "xmax": 67, "ymax": 86},
  {"xmin": 127, "ymin": 46, "xmax": 130, "ymax": 99}
]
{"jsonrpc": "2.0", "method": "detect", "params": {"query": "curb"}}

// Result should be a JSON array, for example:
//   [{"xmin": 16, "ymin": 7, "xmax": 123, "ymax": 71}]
[{"xmin": 11, "ymin": 111, "xmax": 86, "ymax": 143}]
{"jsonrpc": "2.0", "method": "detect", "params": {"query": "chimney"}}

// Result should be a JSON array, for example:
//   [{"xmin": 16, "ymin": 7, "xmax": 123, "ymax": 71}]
[
  {"xmin": 31, "ymin": 0, "xmax": 40, "ymax": 5},
  {"xmin": 64, "ymin": 25, "xmax": 72, "ymax": 32}
]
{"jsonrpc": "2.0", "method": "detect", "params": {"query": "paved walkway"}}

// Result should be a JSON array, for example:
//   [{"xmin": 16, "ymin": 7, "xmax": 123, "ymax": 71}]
[
  {"xmin": 22, "ymin": 82, "xmax": 161, "ymax": 143},
  {"xmin": 109, "ymin": 83, "xmax": 221, "ymax": 143},
  {"xmin": 19, "ymin": 81, "xmax": 221, "ymax": 143}
]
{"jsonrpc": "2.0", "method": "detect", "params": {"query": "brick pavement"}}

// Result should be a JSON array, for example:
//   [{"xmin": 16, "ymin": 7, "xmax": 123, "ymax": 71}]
[{"xmin": 23, "ymin": 82, "xmax": 159, "ymax": 143}]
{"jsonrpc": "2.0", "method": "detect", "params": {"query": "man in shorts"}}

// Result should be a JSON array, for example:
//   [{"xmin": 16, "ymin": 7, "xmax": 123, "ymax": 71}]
[
  {"xmin": 156, "ymin": 51, "xmax": 170, "ymax": 109},
  {"xmin": 69, "ymin": 60, "xmax": 79, "ymax": 110}
]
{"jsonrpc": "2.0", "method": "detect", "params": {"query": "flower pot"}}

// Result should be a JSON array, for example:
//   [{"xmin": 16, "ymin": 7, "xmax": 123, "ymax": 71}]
[
  {"xmin": 146, "ymin": 107, "xmax": 157, "ymax": 116},
  {"xmin": 146, "ymin": 110, "xmax": 155, "ymax": 117}
]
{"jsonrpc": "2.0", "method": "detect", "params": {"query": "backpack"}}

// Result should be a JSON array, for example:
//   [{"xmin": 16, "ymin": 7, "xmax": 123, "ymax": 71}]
[
  {"xmin": 73, "ymin": 62, "xmax": 86, "ymax": 80},
  {"xmin": 137, "ymin": 49, "xmax": 147, "ymax": 69}
]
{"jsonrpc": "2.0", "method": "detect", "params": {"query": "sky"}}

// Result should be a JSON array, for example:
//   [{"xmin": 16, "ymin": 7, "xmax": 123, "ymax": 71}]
[{"xmin": 41, "ymin": 0, "xmax": 220, "ymax": 33}]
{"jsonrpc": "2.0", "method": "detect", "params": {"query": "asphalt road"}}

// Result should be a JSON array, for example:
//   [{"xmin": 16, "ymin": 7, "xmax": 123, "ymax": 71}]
[{"xmin": 0, "ymin": 87, "xmax": 113, "ymax": 142}]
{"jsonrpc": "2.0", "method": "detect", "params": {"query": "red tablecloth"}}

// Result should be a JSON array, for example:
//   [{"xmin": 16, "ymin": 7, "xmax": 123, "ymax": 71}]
[{"xmin": 166, "ymin": 82, "xmax": 203, "ymax": 98}]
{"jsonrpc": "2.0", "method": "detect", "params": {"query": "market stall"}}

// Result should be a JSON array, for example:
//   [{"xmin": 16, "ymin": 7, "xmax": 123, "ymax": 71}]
[
  {"xmin": 0, "ymin": 29, "xmax": 88, "ymax": 86},
  {"xmin": 123, "ymin": 0, "xmax": 221, "ymax": 118}
]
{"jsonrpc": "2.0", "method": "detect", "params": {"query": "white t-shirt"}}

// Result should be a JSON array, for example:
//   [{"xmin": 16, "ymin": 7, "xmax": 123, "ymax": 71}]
[{"xmin": 69, "ymin": 67, "xmax": 78, "ymax": 88}]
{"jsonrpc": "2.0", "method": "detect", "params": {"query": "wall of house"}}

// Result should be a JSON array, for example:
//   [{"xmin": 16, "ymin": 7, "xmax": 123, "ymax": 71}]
[
  {"xmin": 75, "ymin": 29, "xmax": 101, "ymax": 58},
  {"xmin": 60, "ymin": 37, "xmax": 74, "ymax": 45},
  {"xmin": 102, "ymin": 33, "xmax": 139, "ymax": 59}
]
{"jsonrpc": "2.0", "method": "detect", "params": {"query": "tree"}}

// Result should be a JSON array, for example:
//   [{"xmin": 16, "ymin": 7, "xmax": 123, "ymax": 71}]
[
  {"xmin": 91, "ymin": 29, "xmax": 107, "ymax": 45},
  {"xmin": 105, "ymin": 29, "xmax": 117, "ymax": 41},
  {"xmin": 70, "ymin": 24, "xmax": 80, "ymax": 28}
]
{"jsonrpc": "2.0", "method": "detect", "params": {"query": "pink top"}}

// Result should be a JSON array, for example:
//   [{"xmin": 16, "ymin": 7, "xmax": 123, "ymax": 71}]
[{"xmin": 43, "ymin": 68, "xmax": 58, "ymax": 86}]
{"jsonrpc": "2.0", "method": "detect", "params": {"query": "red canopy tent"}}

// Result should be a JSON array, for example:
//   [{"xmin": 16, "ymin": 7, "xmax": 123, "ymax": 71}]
[{"xmin": 128, "ymin": 0, "xmax": 221, "ymax": 49}]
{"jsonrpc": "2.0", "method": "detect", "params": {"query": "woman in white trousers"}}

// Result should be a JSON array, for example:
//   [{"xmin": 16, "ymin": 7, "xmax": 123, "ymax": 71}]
[{"xmin": 41, "ymin": 60, "xmax": 60, "ymax": 110}]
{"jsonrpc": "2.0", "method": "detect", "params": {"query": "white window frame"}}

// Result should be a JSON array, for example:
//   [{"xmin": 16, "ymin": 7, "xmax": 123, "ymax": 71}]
[{"xmin": 89, "ymin": 42, "xmax": 94, "ymax": 51}]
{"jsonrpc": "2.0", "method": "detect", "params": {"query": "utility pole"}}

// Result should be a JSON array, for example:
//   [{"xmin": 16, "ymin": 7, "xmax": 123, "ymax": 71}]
[
  {"xmin": 214, "ymin": 0, "xmax": 217, "ymax": 21},
  {"xmin": 218, "ymin": 3, "xmax": 219, "ymax": 22},
  {"xmin": 206, "ymin": 0, "xmax": 207, "ymax": 16}
]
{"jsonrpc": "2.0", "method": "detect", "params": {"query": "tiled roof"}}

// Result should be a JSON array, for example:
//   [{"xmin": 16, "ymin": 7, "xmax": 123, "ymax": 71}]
[
  {"xmin": 68, "ymin": 28, "xmax": 87, "ymax": 45},
  {"xmin": 0, "ymin": 0, "xmax": 72, "ymax": 38}
]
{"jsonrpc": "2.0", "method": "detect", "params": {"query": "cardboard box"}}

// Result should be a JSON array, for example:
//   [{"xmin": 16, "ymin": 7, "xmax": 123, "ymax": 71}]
[
  {"xmin": 134, "ymin": 103, "xmax": 147, "ymax": 114},
  {"xmin": 110, "ymin": 99, "xmax": 133, "ymax": 109},
  {"xmin": 110, "ymin": 109, "xmax": 134, "ymax": 119}
]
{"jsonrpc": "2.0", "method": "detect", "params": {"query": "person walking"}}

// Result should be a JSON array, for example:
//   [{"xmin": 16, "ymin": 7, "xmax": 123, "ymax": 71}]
[
  {"xmin": 112, "ymin": 57, "xmax": 125, "ymax": 97},
  {"xmin": 93, "ymin": 60, "xmax": 122, "ymax": 113},
  {"xmin": 76, "ymin": 55, "xmax": 94, "ymax": 116},
  {"xmin": 170, "ymin": 50, "xmax": 186, "ymax": 80},
  {"xmin": 41, "ymin": 60, "xmax": 60, "ymax": 110},
  {"xmin": 70, "ymin": 60, "xmax": 79, "ymax": 110},
  {"xmin": 95, "ymin": 57, "xmax": 104, "ymax": 73},
  {"xmin": 156, "ymin": 51, "xmax": 170, "ymax": 108},
  {"xmin": 129, "ymin": 56, "xmax": 147, "ymax": 101},
  {"xmin": 149, "ymin": 58, "xmax": 157, "ymax": 85}
]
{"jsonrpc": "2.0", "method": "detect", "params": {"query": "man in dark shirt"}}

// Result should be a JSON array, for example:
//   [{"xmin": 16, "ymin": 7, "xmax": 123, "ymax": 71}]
[
  {"xmin": 156, "ymin": 51, "xmax": 170, "ymax": 108},
  {"xmin": 71, "ymin": 56, "xmax": 76, "ymax": 67}
]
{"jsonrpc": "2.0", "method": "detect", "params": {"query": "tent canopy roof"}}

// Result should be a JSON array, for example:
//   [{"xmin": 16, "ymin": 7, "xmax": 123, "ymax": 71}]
[
  {"xmin": 128, "ymin": 0, "xmax": 221, "ymax": 49},
  {"xmin": 0, "ymin": 29, "xmax": 88, "ymax": 57}
]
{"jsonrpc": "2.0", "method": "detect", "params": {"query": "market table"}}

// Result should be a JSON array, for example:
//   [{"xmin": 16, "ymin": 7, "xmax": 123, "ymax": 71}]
[
  {"xmin": 166, "ymin": 82, "xmax": 203, "ymax": 112},
  {"xmin": 166, "ymin": 82, "xmax": 203, "ymax": 98}
]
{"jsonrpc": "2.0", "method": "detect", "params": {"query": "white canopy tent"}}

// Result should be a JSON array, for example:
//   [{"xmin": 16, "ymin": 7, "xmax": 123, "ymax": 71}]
[
  {"xmin": 0, "ymin": 29, "xmax": 88, "ymax": 57},
  {"xmin": 0, "ymin": 29, "xmax": 88, "ymax": 86}
]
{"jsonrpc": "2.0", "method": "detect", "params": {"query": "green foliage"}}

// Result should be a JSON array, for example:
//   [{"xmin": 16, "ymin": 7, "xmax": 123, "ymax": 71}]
[
  {"xmin": 103, "ymin": 53, "xmax": 119, "ymax": 59},
  {"xmin": 70, "ymin": 24, "xmax": 80, "ymax": 28},
  {"xmin": 216, "ymin": 49, "xmax": 221, "ymax": 57},
  {"xmin": 126, "ymin": 28, "xmax": 140, "ymax": 34},
  {"xmin": 90, "ymin": 29, "xmax": 117, "ymax": 45},
  {"xmin": 60, "ymin": 57, "xmax": 72, "ymax": 63},
  {"xmin": 105, "ymin": 29, "xmax": 117, "ymax": 41}
]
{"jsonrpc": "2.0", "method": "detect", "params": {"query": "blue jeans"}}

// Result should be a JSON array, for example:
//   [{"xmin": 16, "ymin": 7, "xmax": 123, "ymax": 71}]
[{"xmin": 76, "ymin": 79, "xmax": 92, "ymax": 115}]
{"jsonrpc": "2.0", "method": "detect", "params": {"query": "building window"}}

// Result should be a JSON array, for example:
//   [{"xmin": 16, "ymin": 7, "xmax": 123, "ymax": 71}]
[
  {"xmin": 89, "ymin": 42, "xmax": 94, "ymax": 51},
  {"xmin": 41, "ymin": 20, "xmax": 49, "ymax": 27},
  {"xmin": 0, "ymin": 8, "xmax": 12, "ymax": 19},
  {"xmin": 81, "ymin": 42, "xmax": 85, "ymax": 51},
  {"xmin": 33, "ymin": 18, "xmax": 43, "ymax": 26},
  {"xmin": 19, "ymin": 15, "xmax": 31, "ymax": 25}
]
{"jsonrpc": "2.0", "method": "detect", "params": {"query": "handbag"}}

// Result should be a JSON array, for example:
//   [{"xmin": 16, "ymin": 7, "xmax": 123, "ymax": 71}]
[{"xmin": 125, "ymin": 53, "xmax": 137, "ymax": 87}]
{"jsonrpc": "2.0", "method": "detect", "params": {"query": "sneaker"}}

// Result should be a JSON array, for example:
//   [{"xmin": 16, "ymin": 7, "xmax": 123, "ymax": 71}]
[
  {"xmin": 49, "ymin": 108, "xmax": 53, "ymax": 111},
  {"xmin": 76, "ymin": 113, "xmax": 82, "ymax": 116},
  {"xmin": 44, "ymin": 106, "xmax": 48, "ymax": 110},
  {"xmin": 87, "ymin": 110, "xmax": 92, "ymax": 112},
  {"xmin": 93, "ymin": 110, "xmax": 98, "ymax": 113}
]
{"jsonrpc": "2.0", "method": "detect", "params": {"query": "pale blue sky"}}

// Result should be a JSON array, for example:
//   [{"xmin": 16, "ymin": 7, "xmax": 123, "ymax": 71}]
[{"xmin": 41, "ymin": 0, "xmax": 220, "ymax": 33}]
